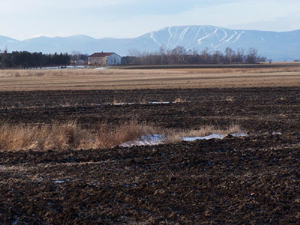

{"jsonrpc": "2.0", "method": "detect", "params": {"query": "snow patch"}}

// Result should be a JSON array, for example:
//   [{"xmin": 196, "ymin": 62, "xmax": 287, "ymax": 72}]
[
  {"xmin": 177, "ymin": 27, "xmax": 189, "ymax": 45},
  {"xmin": 149, "ymin": 101, "xmax": 170, "ymax": 105},
  {"xmin": 168, "ymin": 27, "xmax": 173, "ymax": 48},
  {"xmin": 215, "ymin": 31, "xmax": 237, "ymax": 49},
  {"xmin": 219, "ymin": 28, "xmax": 228, "ymax": 42},
  {"xmin": 193, "ymin": 27, "xmax": 202, "ymax": 41},
  {"xmin": 198, "ymin": 33, "xmax": 211, "ymax": 45},
  {"xmin": 233, "ymin": 31, "xmax": 245, "ymax": 43},
  {"xmin": 54, "ymin": 180, "xmax": 65, "ymax": 184},
  {"xmin": 197, "ymin": 28, "xmax": 219, "ymax": 45},
  {"xmin": 150, "ymin": 32, "xmax": 162, "ymax": 46},
  {"xmin": 120, "ymin": 134, "xmax": 166, "ymax": 147},
  {"xmin": 120, "ymin": 133, "xmax": 248, "ymax": 147},
  {"xmin": 213, "ymin": 28, "xmax": 219, "ymax": 34},
  {"xmin": 54, "ymin": 179, "xmax": 70, "ymax": 184},
  {"xmin": 113, "ymin": 102, "xmax": 135, "ymax": 106}
]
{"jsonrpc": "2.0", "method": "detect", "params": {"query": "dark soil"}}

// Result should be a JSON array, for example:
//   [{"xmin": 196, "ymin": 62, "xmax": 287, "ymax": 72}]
[{"xmin": 0, "ymin": 87, "xmax": 300, "ymax": 224}]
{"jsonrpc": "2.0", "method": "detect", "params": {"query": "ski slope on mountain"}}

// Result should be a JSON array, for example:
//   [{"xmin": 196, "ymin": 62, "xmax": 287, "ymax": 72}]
[{"xmin": 1, "ymin": 26, "xmax": 299, "ymax": 61}]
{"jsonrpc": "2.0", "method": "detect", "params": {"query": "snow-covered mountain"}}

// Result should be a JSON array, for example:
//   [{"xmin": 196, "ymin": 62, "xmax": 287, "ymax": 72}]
[{"xmin": 1, "ymin": 25, "xmax": 300, "ymax": 61}]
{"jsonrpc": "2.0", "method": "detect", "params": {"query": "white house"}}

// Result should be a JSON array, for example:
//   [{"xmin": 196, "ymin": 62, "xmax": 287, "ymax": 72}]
[{"xmin": 88, "ymin": 52, "xmax": 121, "ymax": 66}]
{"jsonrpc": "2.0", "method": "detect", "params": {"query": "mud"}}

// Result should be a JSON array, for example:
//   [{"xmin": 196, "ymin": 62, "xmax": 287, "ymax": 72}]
[{"xmin": 0, "ymin": 87, "xmax": 300, "ymax": 224}]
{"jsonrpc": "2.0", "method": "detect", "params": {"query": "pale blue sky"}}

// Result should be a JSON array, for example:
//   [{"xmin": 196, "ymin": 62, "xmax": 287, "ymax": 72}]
[{"xmin": 0, "ymin": 0, "xmax": 299, "ymax": 40}]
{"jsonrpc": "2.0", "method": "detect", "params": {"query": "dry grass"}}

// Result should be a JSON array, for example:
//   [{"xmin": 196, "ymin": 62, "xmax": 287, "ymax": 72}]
[
  {"xmin": 0, "ymin": 64, "xmax": 300, "ymax": 91},
  {"xmin": 0, "ymin": 121, "xmax": 244, "ymax": 151},
  {"xmin": 174, "ymin": 96, "xmax": 187, "ymax": 103},
  {"xmin": 112, "ymin": 98, "xmax": 119, "ymax": 105},
  {"xmin": 0, "ymin": 121, "xmax": 157, "ymax": 151}
]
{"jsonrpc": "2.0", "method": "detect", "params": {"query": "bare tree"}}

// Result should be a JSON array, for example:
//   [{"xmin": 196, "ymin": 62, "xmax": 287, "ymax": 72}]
[
  {"xmin": 225, "ymin": 47, "xmax": 235, "ymax": 64},
  {"xmin": 212, "ymin": 51, "xmax": 223, "ymax": 64},
  {"xmin": 235, "ymin": 48, "xmax": 245, "ymax": 63},
  {"xmin": 246, "ymin": 48, "xmax": 259, "ymax": 64},
  {"xmin": 200, "ymin": 48, "xmax": 210, "ymax": 63}
]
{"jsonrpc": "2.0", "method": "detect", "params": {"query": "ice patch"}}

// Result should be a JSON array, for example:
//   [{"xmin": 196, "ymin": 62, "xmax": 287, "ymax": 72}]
[
  {"xmin": 113, "ymin": 102, "xmax": 135, "ymax": 106},
  {"xmin": 120, "ymin": 133, "xmax": 248, "ymax": 147},
  {"xmin": 54, "ymin": 180, "xmax": 65, "ymax": 184},
  {"xmin": 120, "ymin": 134, "xmax": 166, "ymax": 147},
  {"xmin": 113, "ymin": 102, "xmax": 171, "ymax": 106},
  {"xmin": 231, "ymin": 133, "xmax": 248, "ymax": 137},
  {"xmin": 54, "ymin": 179, "xmax": 70, "ymax": 184},
  {"xmin": 95, "ymin": 67, "xmax": 108, "ymax": 70},
  {"xmin": 149, "ymin": 101, "xmax": 170, "ymax": 104},
  {"xmin": 183, "ymin": 134, "xmax": 225, "ymax": 141}
]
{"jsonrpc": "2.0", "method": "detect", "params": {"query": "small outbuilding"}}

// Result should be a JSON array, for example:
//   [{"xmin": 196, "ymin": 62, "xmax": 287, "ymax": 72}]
[{"xmin": 88, "ymin": 52, "xmax": 121, "ymax": 66}]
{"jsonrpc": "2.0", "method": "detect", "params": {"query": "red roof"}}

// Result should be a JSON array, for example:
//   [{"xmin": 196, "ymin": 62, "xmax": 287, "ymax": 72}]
[{"xmin": 89, "ymin": 52, "xmax": 114, "ymax": 58}]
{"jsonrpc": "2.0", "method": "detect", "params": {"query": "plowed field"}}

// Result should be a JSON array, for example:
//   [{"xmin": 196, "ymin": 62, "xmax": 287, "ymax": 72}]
[{"xmin": 1, "ymin": 87, "xmax": 300, "ymax": 224}]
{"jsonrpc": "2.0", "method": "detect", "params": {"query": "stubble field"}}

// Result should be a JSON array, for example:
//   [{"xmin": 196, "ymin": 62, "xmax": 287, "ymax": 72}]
[
  {"xmin": 0, "ymin": 65, "xmax": 300, "ymax": 224},
  {"xmin": 0, "ymin": 63, "xmax": 300, "ymax": 91}
]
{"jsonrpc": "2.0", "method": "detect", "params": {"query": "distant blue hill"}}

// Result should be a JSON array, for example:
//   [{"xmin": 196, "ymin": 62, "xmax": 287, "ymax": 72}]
[{"xmin": 1, "ymin": 26, "xmax": 299, "ymax": 61}]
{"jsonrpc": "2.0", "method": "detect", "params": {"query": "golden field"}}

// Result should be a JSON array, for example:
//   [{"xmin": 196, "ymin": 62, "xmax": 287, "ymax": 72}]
[{"xmin": 0, "ymin": 64, "xmax": 300, "ymax": 91}]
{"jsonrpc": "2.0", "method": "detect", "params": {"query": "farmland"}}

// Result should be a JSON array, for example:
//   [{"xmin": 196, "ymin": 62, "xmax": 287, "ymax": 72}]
[
  {"xmin": 0, "ymin": 64, "xmax": 300, "ymax": 224},
  {"xmin": 0, "ymin": 63, "xmax": 300, "ymax": 91}
]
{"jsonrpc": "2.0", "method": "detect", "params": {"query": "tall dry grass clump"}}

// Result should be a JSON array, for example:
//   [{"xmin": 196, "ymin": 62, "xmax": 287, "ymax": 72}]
[
  {"xmin": 0, "ymin": 121, "xmax": 245, "ymax": 151},
  {"xmin": 0, "ymin": 122, "xmax": 88, "ymax": 151},
  {"xmin": 0, "ymin": 121, "xmax": 159, "ymax": 151},
  {"xmin": 93, "ymin": 121, "xmax": 157, "ymax": 149}
]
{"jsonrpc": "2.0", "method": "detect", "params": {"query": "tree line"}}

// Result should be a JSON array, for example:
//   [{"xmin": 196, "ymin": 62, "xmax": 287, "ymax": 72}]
[
  {"xmin": 122, "ymin": 46, "xmax": 268, "ymax": 65},
  {"xmin": 0, "ymin": 50, "xmax": 71, "ymax": 69}
]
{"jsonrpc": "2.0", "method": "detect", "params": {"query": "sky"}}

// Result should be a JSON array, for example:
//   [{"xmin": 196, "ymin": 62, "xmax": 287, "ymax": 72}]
[{"xmin": 0, "ymin": 0, "xmax": 300, "ymax": 40}]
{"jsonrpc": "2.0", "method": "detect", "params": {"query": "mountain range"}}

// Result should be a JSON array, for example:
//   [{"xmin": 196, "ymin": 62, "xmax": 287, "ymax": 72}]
[{"xmin": 1, "ymin": 25, "xmax": 299, "ymax": 61}]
